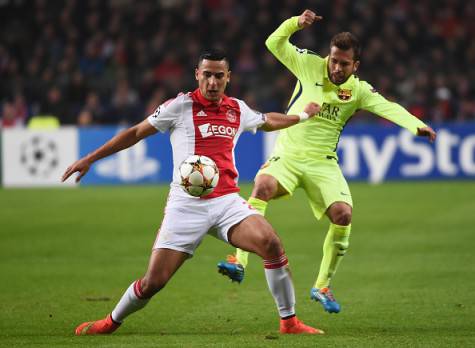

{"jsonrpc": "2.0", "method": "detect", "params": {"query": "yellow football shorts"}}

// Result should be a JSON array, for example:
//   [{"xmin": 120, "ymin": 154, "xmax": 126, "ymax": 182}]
[{"xmin": 256, "ymin": 152, "xmax": 353, "ymax": 220}]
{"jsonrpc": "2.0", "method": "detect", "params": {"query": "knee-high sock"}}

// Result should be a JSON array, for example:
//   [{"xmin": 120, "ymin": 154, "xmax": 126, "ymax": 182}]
[
  {"xmin": 264, "ymin": 254, "xmax": 295, "ymax": 318},
  {"xmin": 111, "ymin": 279, "xmax": 150, "ymax": 323},
  {"xmin": 315, "ymin": 223, "xmax": 351, "ymax": 289},
  {"xmin": 235, "ymin": 197, "xmax": 268, "ymax": 268}
]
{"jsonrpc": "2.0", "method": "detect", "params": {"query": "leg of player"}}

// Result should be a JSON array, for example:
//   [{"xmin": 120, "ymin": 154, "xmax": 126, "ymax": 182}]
[
  {"xmin": 228, "ymin": 214, "xmax": 324, "ymax": 334},
  {"xmin": 75, "ymin": 248, "xmax": 188, "ymax": 335},
  {"xmin": 311, "ymin": 202, "xmax": 352, "ymax": 313},
  {"xmin": 218, "ymin": 174, "xmax": 288, "ymax": 282}
]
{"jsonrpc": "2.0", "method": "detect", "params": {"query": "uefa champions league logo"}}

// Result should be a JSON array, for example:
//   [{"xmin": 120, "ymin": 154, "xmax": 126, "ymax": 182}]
[{"xmin": 20, "ymin": 136, "xmax": 59, "ymax": 177}]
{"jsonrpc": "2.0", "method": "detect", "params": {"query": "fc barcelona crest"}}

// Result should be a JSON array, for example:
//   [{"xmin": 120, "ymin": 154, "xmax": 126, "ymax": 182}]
[{"xmin": 337, "ymin": 89, "xmax": 352, "ymax": 101}]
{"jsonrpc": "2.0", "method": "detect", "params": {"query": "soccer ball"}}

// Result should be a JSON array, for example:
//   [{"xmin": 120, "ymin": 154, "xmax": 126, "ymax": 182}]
[{"xmin": 179, "ymin": 155, "xmax": 219, "ymax": 197}]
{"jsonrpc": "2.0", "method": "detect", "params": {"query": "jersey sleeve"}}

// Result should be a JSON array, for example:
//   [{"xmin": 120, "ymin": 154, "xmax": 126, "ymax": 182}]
[
  {"xmin": 265, "ymin": 16, "xmax": 323, "ymax": 81},
  {"xmin": 236, "ymin": 100, "xmax": 266, "ymax": 134},
  {"xmin": 147, "ymin": 95, "xmax": 183, "ymax": 133},
  {"xmin": 358, "ymin": 81, "xmax": 427, "ymax": 135}
]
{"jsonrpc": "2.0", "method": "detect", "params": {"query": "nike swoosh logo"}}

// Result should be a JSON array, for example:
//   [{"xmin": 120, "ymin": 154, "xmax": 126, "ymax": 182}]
[
  {"xmin": 315, "ymin": 82, "xmax": 324, "ymax": 87},
  {"xmin": 340, "ymin": 192, "xmax": 350, "ymax": 196}
]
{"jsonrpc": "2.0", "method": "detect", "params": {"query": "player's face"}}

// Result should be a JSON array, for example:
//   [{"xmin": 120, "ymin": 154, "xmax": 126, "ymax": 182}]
[
  {"xmin": 195, "ymin": 59, "xmax": 231, "ymax": 102},
  {"xmin": 327, "ymin": 46, "xmax": 360, "ymax": 85}
]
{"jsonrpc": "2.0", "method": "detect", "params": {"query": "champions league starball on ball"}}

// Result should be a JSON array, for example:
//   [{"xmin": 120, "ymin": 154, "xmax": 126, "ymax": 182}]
[{"xmin": 179, "ymin": 155, "xmax": 219, "ymax": 197}]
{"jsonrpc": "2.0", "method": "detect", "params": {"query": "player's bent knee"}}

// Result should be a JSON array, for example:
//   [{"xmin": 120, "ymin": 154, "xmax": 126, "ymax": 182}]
[
  {"xmin": 328, "ymin": 203, "xmax": 352, "ymax": 225},
  {"xmin": 255, "ymin": 232, "xmax": 283, "ymax": 259},
  {"xmin": 334, "ymin": 211, "xmax": 352, "ymax": 226},
  {"xmin": 252, "ymin": 176, "xmax": 278, "ymax": 201},
  {"xmin": 252, "ymin": 184, "xmax": 275, "ymax": 201}
]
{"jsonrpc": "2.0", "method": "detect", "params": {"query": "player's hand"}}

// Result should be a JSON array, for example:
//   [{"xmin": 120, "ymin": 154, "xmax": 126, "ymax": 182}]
[
  {"xmin": 61, "ymin": 157, "xmax": 92, "ymax": 183},
  {"xmin": 298, "ymin": 9, "xmax": 323, "ymax": 29},
  {"xmin": 417, "ymin": 126, "xmax": 437, "ymax": 143},
  {"xmin": 303, "ymin": 102, "xmax": 321, "ymax": 118}
]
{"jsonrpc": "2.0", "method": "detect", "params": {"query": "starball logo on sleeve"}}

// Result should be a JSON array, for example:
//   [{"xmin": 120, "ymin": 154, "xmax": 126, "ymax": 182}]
[{"xmin": 152, "ymin": 106, "xmax": 161, "ymax": 118}]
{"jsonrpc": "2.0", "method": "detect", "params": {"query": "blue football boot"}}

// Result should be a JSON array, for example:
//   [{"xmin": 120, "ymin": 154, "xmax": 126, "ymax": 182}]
[
  {"xmin": 217, "ymin": 255, "xmax": 245, "ymax": 283},
  {"xmin": 310, "ymin": 287, "xmax": 341, "ymax": 313}
]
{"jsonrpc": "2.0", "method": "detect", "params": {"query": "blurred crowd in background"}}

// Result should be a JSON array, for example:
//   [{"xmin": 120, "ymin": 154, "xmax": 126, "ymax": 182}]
[{"xmin": 1, "ymin": 0, "xmax": 474, "ymax": 128}]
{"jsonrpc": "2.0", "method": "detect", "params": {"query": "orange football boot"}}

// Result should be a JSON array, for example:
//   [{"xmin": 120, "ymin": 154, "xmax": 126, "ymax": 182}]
[
  {"xmin": 280, "ymin": 316, "xmax": 324, "ymax": 334},
  {"xmin": 75, "ymin": 314, "xmax": 120, "ymax": 335}
]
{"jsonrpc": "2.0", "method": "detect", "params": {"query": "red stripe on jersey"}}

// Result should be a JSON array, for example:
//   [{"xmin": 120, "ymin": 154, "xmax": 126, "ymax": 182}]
[{"xmin": 190, "ymin": 89, "xmax": 241, "ymax": 199}]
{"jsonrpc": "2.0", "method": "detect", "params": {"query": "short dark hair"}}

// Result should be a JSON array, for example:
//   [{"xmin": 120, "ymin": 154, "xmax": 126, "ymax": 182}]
[
  {"xmin": 198, "ymin": 49, "xmax": 230, "ymax": 68},
  {"xmin": 330, "ymin": 32, "xmax": 361, "ymax": 61}
]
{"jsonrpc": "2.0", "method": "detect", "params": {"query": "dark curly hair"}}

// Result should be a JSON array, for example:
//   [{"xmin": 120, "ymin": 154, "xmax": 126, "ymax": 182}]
[{"xmin": 330, "ymin": 32, "xmax": 361, "ymax": 61}]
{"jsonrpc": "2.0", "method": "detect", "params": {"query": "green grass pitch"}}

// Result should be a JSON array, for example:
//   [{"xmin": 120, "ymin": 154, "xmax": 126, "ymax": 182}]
[{"xmin": 0, "ymin": 182, "xmax": 474, "ymax": 347}]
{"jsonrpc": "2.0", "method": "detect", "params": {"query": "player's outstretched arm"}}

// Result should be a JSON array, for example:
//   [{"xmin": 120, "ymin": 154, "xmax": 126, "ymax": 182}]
[
  {"xmin": 417, "ymin": 126, "xmax": 437, "ymax": 142},
  {"xmin": 264, "ymin": 9, "xmax": 322, "ymax": 80},
  {"xmin": 61, "ymin": 119, "xmax": 158, "ymax": 183},
  {"xmin": 260, "ymin": 102, "xmax": 320, "ymax": 132}
]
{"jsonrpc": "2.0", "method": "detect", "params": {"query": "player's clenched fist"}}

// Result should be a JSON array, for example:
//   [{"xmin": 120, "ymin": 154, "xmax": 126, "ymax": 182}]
[
  {"xmin": 298, "ymin": 9, "xmax": 323, "ymax": 29},
  {"xmin": 303, "ymin": 102, "xmax": 321, "ymax": 118},
  {"xmin": 417, "ymin": 126, "xmax": 437, "ymax": 143}
]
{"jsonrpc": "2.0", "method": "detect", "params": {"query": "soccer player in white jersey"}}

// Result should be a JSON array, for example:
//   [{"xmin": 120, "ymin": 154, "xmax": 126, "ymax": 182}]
[
  {"xmin": 62, "ymin": 50, "xmax": 324, "ymax": 335},
  {"xmin": 218, "ymin": 10, "xmax": 437, "ymax": 314}
]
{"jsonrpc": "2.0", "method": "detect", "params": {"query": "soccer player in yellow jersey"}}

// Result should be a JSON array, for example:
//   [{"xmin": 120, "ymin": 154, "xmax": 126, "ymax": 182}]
[{"xmin": 218, "ymin": 9, "xmax": 437, "ymax": 313}]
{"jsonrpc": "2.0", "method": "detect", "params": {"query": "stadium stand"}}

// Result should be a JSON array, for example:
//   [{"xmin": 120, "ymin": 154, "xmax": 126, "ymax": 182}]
[{"xmin": 1, "ymin": 0, "xmax": 474, "ymax": 127}]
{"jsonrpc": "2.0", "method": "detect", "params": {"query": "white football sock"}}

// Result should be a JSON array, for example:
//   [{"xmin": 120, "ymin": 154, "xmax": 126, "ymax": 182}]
[
  {"xmin": 263, "ymin": 254, "xmax": 296, "ymax": 318},
  {"xmin": 111, "ymin": 279, "xmax": 150, "ymax": 323}
]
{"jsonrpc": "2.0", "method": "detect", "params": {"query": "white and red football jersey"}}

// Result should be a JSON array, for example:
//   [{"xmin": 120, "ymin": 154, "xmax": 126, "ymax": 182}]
[{"xmin": 147, "ymin": 89, "xmax": 266, "ymax": 199}]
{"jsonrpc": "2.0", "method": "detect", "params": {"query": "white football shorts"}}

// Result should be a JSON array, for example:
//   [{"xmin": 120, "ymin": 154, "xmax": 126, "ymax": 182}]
[{"xmin": 153, "ymin": 187, "xmax": 259, "ymax": 256}]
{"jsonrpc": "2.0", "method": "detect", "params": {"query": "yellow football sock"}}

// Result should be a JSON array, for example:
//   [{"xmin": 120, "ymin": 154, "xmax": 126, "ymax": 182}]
[
  {"xmin": 235, "ymin": 197, "xmax": 268, "ymax": 268},
  {"xmin": 315, "ymin": 223, "xmax": 351, "ymax": 289},
  {"xmin": 235, "ymin": 248, "xmax": 250, "ymax": 268}
]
